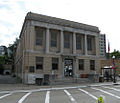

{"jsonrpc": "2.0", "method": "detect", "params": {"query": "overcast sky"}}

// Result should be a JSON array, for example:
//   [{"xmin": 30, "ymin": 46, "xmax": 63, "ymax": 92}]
[{"xmin": 0, "ymin": 0, "xmax": 120, "ymax": 52}]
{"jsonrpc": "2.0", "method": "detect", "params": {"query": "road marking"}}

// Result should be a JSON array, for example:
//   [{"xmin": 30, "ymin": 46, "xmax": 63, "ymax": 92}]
[
  {"xmin": 18, "ymin": 92, "xmax": 31, "ymax": 103},
  {"xmin": 64, "ymin": 90, "xmax": 77, "ymax": 103},
  {"xmin": 45, "ymin": 91, "xmax": 50, "ymax": 103},
  {"xmin": 0, "ymin": 86, "xmax": 87, "ymax": 94},
  {"xmin": 78, "ymin": 88, "xmax": 97, "ymax": 100},
  {"xmin": 102, "ymin": 86, "xmax": 120, "ymax": 92},
  {"xmin": 0, "ymin": 93, "xmax": 12, "ymax": 99},
  {"xmin": 91, "ymin": 87, "xmax": 120, "ymax": 99}
]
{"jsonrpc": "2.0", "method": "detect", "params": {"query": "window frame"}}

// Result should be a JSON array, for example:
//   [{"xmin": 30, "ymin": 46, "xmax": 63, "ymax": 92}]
[
  {"xmin": 35, "ymin": 27, "xmax": 44, "ymax": 46},
  {"xmin": 87, "ymin": 37, "xmax": 92, "ymax": 51},
  {"xmin": 36, "ymin": 57, "xmax": 43, "ymax": 70},
  {"xmin": 50, "ymin": 30, "xmax": 57, "ymax": 47},
  {"xmin": 64, "ymin": 33, "xmax": 70, "ymax": 48},
  {"xmin": 79, "ymin": 59, "xmax": 84, "ymax": 70},
  {"xmin": 76, "ymin": 34, "xmax": 82, "ymax": 50},
  {"xmin": 52, "ymin": 58, "xmax": 59, "ymax": 70},
  {"xmin": 90, "ymin": 60, "xmax": 95, "ymax": 70}
]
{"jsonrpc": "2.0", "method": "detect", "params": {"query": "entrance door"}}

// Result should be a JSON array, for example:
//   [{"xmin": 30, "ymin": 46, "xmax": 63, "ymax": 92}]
[{"xmin": 64, "ymin": 59, "xmax": 73, "ymax": 77}]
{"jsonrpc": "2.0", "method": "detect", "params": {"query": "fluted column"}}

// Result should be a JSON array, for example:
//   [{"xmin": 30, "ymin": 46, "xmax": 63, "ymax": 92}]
[
  {"xmin": 60, "ymin": 30, "xmax": 64, "ymax": 53},
  {"xmin": 85, "ymin": 34, "xmax": 87, "ymax": 55},
  {"xmin": 45, "ymin": 28, "xmax": 49, "ymax": 53},
  {"xmin": 73, "ymin": 32, "xmax": 76, "ymax": 54}
]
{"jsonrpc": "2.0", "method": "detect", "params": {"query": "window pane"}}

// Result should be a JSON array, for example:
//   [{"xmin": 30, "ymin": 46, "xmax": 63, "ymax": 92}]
[
  {"xmin": 36, "ymin": 64, "xmax": 43, "ymax": 69},
  {"xmin": 79, "ymin": 59, "xmax": 84, "ymax": 70},
  {"xmin": 64, "ymin": 33, "xmax": 70, "ymax": 48},
  {"xmin": 90, "ymin": 60, "xmax": 95, "ymax": 70},
  {"xmin": 76, "ymin": 35, "xmax": 82, "ymax": 50},
  {"xmin": 87, "ymin": 37, "xmax": 92, "ymax": 51},
  {"xmin": 36, "ymin": 57, "xmax": 43, "ymax": 69},
  {"xmin": 35, "ymin": 27, "xmax": 43, "ymax": 46},
  {"xmin": 51, "ymin": 31, "xmax": 57, "ymax": 47},
  {"xmin": 52, "ymin": 58, "xmax": 58, "ymax": 70}
]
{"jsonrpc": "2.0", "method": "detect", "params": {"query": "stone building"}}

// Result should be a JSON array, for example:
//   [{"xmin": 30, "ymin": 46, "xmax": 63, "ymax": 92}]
[{"xmin": 15, "ymin": 12, "xmax": 102, "ymax": 84}]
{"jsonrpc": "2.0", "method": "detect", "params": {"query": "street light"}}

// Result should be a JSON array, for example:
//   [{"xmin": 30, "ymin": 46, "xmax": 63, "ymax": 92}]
[{"xmin": 112, "ymin": 55, "xmax": 116, "ymax": 83}]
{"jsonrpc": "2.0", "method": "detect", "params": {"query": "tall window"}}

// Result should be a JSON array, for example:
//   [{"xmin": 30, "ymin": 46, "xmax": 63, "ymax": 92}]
[
  {"xmin": 79, "ymin": 59, "xmax": 84, "ymax": 70},
  {"xmin": 35, "ymin": 27, "xmax": 44, "ymax": 46},
  {"xmin": 90, "ymin": 60, "xmax": 95, "ymax": 70},
  {"xmin": 87, "ymin": 37, "xmax": 92, "ymax": 51},
  {"xmin": 36, "ymin": 57, "xmax": 43, "ymax": 70},
  {"xmin": 76, "ymin": 34, "xmax": 82, "ymax": 50},
  {"xmin": 64, "ymin": 33, "xmax": 70, "ymax": 48},
  {"xmin": 51, "ymin": 30, "xmax": 57, "ymax": 47},
  {"xmin": 52, "ymin": 58, "xmax": 58, "ymax": 70}
]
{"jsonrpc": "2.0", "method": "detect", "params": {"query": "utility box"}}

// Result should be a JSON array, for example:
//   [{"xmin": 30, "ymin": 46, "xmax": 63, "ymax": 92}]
[{"xmin": 27, "ymin": 74, "xmax": 36, "ymax": 84}]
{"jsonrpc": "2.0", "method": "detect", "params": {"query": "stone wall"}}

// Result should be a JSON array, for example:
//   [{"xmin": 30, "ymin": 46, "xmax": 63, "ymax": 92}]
[{"xmin": 101, "ymin": 59, "xmax": 120, "ymax": 75}]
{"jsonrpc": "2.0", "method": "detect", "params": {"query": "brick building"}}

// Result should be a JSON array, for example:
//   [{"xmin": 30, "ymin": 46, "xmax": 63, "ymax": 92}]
[{"xmin": 15, "ymin": 12, "xmax": 102, "ymax": 84}]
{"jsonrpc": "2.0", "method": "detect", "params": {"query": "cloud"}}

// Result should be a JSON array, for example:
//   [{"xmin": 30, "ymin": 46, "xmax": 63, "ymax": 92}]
[
  {"xmin": 0, "ymin": 0, "xmax": 120, "ymax": 51},
  {"xmin": 0, "ymin": 0, "xmax": 26, "ymax": 46}
]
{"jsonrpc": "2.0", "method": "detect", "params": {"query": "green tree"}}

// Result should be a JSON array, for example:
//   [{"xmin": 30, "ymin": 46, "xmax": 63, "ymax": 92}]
[{"xmin": 111, "ymin": 49, "xmax": 120, "ymax": 59}]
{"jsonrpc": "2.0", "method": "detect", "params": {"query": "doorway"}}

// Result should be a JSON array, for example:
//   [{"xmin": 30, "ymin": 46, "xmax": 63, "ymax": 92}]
[{"xmin": 64, "ymin": 59, "xmax": 73, "ymax": 77}]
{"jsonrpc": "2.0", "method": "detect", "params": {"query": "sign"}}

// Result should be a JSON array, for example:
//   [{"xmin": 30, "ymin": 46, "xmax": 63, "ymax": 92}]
[
  {"xmin": 97, "ymin": 96, "xmax": 104, "ymax": 103},
  {"xmin": 112, "ymin": 62, "xmax": 115, "ymax": 69}
]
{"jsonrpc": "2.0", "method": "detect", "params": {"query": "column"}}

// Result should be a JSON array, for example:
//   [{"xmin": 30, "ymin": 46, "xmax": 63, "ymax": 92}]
[
  {"xmin": 73, "ymin": 59, "xmax": 76, "ymax": 77},
  {"xmin": 46, "ymin": 28, "xmax": 49, "ymax": 53},
  {"xmin": 62, "ymin": 59, "xmax": 65, "ymax": 78},
  {"xmin": 95, "ymin": 36, "xmax": 99, "ymax": 56},
  {"xmin": 73, "ymin": 32, "xmax": 76, "ymax": 54},
  {"xmin": 60, "ymin": 30, "xmax": 64, "ymax": 53},
  {"xmin": 85, "ymin": 34, "xmax": 87, "ymax": 55}
]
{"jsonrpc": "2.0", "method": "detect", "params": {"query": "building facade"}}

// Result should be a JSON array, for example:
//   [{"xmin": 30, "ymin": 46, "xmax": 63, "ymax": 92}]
[
  {"xmin": 15, "ymin": 12, "xmax": 102, "ymax": 84},
  {"xmin": 99, "ymin": 34, "xmax": 106, "ymax": 56}
]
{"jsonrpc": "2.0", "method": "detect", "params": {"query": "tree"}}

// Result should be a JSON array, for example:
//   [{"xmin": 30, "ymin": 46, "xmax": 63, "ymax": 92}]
[{"xmin": 111, "ymin": 49, "xmax": 120, "ymax": 59}]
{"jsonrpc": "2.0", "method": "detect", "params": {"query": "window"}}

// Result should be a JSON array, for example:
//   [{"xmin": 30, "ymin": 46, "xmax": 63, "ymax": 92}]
[
  {"xmin": 51, "ymin": 31, "xmax": 57, "ymax": 47},
  {"xmin": 90, "ymin": 60, "xmax": 95, "ymax": 70},
  {"xmin": 79, "ymin": 59, "xmax": 84, "ymax": 70},
  {"xmin": 87, "ymin": 37, "xmax": 92, "ymax": 51},
  {"xmin": 76, "ymin": 35, "xmax": 82, "ymax": 50},
  {"xmin": 35, "ymin": 27, "xmax": 44, "ymax": 46},
  {"xmin": 29, "ymin": 66, "xmax": 35, "ymax": 73},
  {"xmin": 36, "ymin": 57, "xmax": 43, "ymax": 69},
  {"xmin": 52, "ymin": 58, "xmax": 58, "ymax": 70},
  {"xmin": 64, "ymin": 33, "xmax": 70, "ymax": 48}
]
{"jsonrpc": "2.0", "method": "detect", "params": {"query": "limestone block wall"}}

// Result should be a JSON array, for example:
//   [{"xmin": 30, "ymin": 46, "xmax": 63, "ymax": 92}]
[{"xmin": 101, "ymin": 59, "xmax": 120, "ymax": 75}]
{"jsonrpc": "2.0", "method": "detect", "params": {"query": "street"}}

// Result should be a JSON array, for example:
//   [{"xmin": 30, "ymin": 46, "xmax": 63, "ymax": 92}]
[{"xmin": 0, "ymin": 84, "xmax": 120, "ymax": 103}]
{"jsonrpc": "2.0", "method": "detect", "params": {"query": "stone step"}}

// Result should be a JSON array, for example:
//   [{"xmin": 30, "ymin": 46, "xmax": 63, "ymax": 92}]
[{"xmin": 51, "ymin": 78, "xmax": 91, "ymax": 85}]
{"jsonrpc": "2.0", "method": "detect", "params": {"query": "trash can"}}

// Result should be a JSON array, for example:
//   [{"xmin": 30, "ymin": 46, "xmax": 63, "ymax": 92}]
[{"xmin": 99, "ymin": 76, "xmax": 104, "ymax": 82}]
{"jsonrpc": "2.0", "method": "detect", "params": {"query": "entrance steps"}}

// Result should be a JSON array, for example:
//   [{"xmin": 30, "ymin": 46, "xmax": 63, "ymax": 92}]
[{"xmin": 51, "ymin": 77, "xmax": 91, "ymax": 85}]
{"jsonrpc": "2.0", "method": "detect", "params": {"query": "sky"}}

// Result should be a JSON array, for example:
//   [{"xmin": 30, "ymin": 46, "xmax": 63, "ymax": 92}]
[{"xmin": 0, "ymin": 0, "xmax": 120, "ymax": 52}]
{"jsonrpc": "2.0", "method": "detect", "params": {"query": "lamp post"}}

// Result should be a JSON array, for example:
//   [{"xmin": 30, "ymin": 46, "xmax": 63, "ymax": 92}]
[{"xmin": 112, "ymin": 55, "xmax": 116, "ymax": 83}]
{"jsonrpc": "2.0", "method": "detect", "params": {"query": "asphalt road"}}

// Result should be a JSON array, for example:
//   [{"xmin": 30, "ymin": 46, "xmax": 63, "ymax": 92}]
[{"xmin": 0, "ymin": 84, "xmax": 120, "ymax": 103}]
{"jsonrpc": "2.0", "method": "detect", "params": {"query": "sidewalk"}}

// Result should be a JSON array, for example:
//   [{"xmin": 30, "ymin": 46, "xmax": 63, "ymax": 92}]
[{"xmin": 0, "ymin": 81, "xmax": 120, "ymax": 92}]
